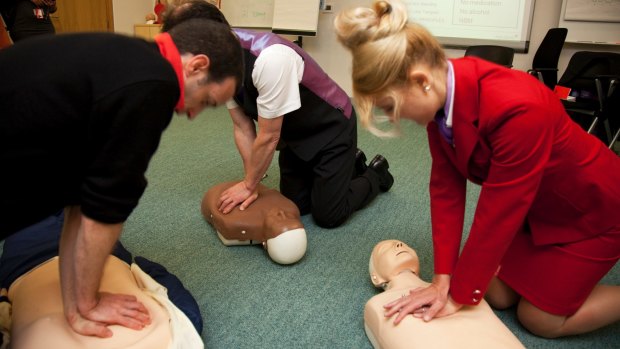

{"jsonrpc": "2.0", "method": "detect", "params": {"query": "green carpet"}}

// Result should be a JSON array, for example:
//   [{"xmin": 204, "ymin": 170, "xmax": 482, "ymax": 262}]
[{"xmin": 119, "ymin": 107, "xmax": 619, "ymax": 348}]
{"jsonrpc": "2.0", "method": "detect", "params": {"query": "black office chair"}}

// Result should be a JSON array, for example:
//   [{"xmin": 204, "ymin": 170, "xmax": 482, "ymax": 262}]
[
  {"xmin": 527, "ymin": 28, "xmax": 568, "ymax": 89},
  {"xmin": 557, "ymin": 51, "xmax": 620, "ymax": 150},
  {"xmin": 464, "ymin": 45, "xmax": 515, "ymax": 68}
]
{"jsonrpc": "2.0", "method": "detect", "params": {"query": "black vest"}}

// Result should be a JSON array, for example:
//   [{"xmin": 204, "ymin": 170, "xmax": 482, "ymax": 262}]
[{"xmin": 234, "ymin": 29, "xmax": 355, "ymax": 161}]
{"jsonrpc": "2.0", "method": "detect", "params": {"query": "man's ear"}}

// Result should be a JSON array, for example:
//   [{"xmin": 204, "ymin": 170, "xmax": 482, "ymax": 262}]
[{"xmin": 185, "ymin": 54, "xmax": 210, "ymax": 76}]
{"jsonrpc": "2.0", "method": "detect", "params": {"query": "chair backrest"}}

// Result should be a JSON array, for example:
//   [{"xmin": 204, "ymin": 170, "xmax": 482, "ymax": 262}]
[
  {"xmin": 558, "ymin": 51, "xmax": 620, "ymax": 146},
  {"xmin": 464, "ymin": 45, "xmax": 515, "ymax": 68},
  {"xmin": 558, "ymin": 51, "xmax": 620, "ymax": 102},
  {"xmin": 531, "ymin": 28, "xmax": 567, "ymax": 89}
]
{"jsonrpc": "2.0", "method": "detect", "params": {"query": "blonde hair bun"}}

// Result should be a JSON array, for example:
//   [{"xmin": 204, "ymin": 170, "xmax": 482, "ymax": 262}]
[{"xmin": 334, "ymin": 0, "xmax": 408, "ymax": 50}]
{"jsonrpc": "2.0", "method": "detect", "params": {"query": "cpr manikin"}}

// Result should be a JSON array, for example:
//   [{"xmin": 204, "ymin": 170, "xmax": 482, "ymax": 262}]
[
  {"xmin": 5, "ymin": 255, "xmax": 202, "ymax": 349},
  {"xmin": 365, "ymin": 240, "xmax": 525, "ymax": 349},
  {"xmin": 201, "ymin": 181, "xmax": 307, "ymax": 264}
]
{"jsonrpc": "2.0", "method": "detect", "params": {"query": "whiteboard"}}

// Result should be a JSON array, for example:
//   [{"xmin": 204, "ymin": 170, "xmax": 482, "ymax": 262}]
[
  {"xmin": 272, "ymin": 0, "xmax": 320, "ymax": 35},
  {"xmin": 403, "ymin": 0, "xmax": 536, "ymax": 52},
  {"xmin": 559, "ymin": 0, "xmax": 620, "ymax": 44},
  {"xmin": 220, "ymin": 0, "xmax": 320, "ymax": 35},
  {"xmin": 220, "ymin": 0, "xmax": 274, "ymax": 29},
  {"xmin": 564, "ymin": 0, "xmax": 620, "ymax": 22}
]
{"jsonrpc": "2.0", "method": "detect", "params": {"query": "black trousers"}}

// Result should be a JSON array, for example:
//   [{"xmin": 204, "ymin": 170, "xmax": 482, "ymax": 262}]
[{"xmin": 278, "ymin": 117, "xmax": 380, "ymax": 228}]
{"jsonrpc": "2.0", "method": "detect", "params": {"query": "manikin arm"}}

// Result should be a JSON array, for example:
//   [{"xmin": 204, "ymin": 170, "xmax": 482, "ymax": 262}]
[
  {"xmin": 59, "ymin": 206, "xmax": 150, "ymax": 338},
  {"xmin": 219, "ymin": 110, "xmax": 283, "ymax": 214}
]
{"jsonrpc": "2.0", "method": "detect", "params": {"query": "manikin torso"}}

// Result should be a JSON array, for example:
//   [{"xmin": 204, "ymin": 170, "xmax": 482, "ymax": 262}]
[
  {"xmin": 202, "ymin": 181, "xmax": 304, "ymax": 243},
  {"xmin": 364, "ymin": 271, "xmax": 525, "ymax": 349},
  {"xmin": 202, "ymin": 181, "xmax": 307, "ymax": 264},
  {"xmin": 8, "ymin": 256, "xmax": 172, "ymax": 349}
]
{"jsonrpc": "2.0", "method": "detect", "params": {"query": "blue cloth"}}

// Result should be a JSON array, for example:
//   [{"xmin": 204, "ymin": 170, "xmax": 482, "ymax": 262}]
[{"xmin": 0, "ymin": 211, "xmax": 203, "ymax": 333}]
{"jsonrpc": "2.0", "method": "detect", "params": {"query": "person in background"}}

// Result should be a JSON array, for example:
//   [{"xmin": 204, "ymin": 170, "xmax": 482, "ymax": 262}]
[
  {"xmin": 163, "ymin": 0, "xmax": 395, "ymax": 229},
  {"xmin": 0, "ymin": 19, "xmax": 242, "ymax": 338},
  {"xmin": 0, "ymin": 0, "xmax": 56, "ymax": 43},
  {"xmin": 334, "ymin": 0, "xmax": 620, "ymax": 338},
  {"xmin": 154, "ymin": 0, "xmax": 167, "ymax": 24}
]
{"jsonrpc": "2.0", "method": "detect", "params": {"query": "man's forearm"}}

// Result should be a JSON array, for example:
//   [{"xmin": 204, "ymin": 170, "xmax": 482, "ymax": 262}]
[
  {"xmin": 229, "ymin": 108, "xmax": 257, "ymax": 173},
  {"xmin": 233, "ymin": 126, "xmax": 255, "ymax": 172},
  {"xmin": 243, "ymin": 116, "xmax": 282, "ymax": 191},
  {"xmin": 60, "ymin": 207, "xmax": 123, "ymax": 317},
  {"xmin": 244, "ymin": 135, "xmax": 278, "ymax": 191}
]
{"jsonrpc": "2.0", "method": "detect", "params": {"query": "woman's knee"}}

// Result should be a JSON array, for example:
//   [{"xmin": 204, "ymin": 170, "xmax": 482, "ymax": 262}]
[
  {"xmin": 485, "ymin": 277, "xmax": 519, "ymax": 309},
  {"xmin": 516, "ymin": 299, "xmax": 566, "ymax": 338}
]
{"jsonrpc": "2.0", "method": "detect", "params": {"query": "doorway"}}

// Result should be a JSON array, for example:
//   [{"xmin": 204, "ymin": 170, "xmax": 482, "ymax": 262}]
[{"xmin": 51, "ymin": 0, "xmax": 113, "ymax": 33}]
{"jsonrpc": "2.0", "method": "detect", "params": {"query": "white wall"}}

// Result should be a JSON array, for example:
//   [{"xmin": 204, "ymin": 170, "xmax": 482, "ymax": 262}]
[
  {"xmin": 112, "ymin": 0, "xmax": 154, "ymax": 36},
  {"xmin": 301, "ymin": 0, "xmax": 620, "ymax": 95},
  {"xmin": 301, "ymin": 0, "xmax": 371, "ymax": 95},
  {"xmin": 109, "ymin": 0, "xmax": 620, "ymax": 94}
]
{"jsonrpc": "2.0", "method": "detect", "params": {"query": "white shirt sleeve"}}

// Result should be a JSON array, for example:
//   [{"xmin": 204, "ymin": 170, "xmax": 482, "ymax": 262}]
[
  {"xmin": 252, "ymin": 44, "xmax": 304, "ymax": 119},
  {"xmin": 226, "ymin": 98, "xmax": 239, "ymax": 110}
]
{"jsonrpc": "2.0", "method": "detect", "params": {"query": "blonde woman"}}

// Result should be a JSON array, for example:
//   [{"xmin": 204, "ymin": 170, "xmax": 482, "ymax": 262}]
[{"xmin": 335, "ymin": 0, "xmax": 620, "ymax": 339}]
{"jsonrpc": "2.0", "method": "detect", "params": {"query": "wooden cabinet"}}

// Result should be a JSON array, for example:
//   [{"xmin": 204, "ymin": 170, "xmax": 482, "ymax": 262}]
[{"xmin": 134, "ymin": 24, "xmax": 162, "ymax": 40}]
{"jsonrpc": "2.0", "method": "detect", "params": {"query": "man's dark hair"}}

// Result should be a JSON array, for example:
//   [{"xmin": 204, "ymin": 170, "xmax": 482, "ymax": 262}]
[
  {"xmin": 161, "ymin": 0, "xmax": 229, "ymax": 32},
  {"xmin": 167, "ymin": 19, "xmax": 242, "ymax": 87}
]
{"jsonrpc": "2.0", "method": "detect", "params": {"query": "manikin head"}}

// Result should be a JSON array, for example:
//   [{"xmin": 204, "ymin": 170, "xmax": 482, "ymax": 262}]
[
  {"xmin": 369, "ymin": 240, "xmax": 420, "ymax": 289},
  {"xmin": 263, "ymin": 208, "xmax": 307, "ymax": 264}
]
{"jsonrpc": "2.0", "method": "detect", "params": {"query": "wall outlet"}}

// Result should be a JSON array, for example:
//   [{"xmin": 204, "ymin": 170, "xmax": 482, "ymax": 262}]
[{"xmin": 321, "ymin": 2, "xmax": 333, "ymax": 13}]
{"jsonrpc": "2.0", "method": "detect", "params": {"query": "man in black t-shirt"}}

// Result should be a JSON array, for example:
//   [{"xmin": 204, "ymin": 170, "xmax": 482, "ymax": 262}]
[{"xmin": 0, "ymin": 19, "xmax": 242, "ymax": 339}]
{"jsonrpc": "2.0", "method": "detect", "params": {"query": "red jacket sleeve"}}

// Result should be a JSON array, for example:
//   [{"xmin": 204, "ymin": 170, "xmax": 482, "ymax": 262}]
[
  {"xmin": 427, "ymin": 122, "xmax": 467, "ymax": 275},
  {"xmin": 449, "ymin": 100, "xmax": 554, "ymax": 305}
]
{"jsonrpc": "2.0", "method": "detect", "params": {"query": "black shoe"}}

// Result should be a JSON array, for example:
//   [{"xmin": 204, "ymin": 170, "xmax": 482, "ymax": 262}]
[
  {"xmin": 368, "ymin": 154, "xmax": 394, "ymax": 192},
  {"xmin": 354, "ymin": 148, "xmax": 368, "ymax": 177}
]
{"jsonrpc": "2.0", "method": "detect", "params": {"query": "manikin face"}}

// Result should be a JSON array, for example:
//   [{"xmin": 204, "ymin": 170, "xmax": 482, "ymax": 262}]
[
  {"xmin": 178, "ymin": 54, "xmax": 237, "ymax": 119},
  {"xmin": 265, "ymin": 208, "xmax": 303, "ymax": 236},
  {"xmin": 370, "ymin": 240, "xmax": 420, "ymax": 286},
  {"xmin": 264, "ymin": 208, "xmax": 306, "ymax": 265}
]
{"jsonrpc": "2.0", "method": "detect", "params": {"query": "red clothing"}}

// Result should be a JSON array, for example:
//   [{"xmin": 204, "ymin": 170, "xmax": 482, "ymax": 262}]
[
  {"xmin": 155, "ymin": 32, "xmax": 185, "ymax": 111},
  {"xmin": 499, "ymin": 226, "xmax": 619, "ymax": 315},
  {"xmin": 154, "ymin": 2, "xmax": 166, "ymax": 24},
  {"xmin": 427, "ymin": 57, "xmax": 620, "ymax": 308}
]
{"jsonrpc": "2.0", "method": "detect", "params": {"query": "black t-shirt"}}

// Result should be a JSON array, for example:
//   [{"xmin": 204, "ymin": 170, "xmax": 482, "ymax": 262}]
[{"xmin": 0, "ymin": 33, "xmax": 180, "ymax": 236}]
